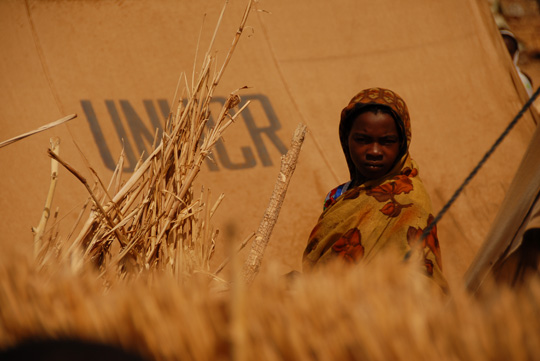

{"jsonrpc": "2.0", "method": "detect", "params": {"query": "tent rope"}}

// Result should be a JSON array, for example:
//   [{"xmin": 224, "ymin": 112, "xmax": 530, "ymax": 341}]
[{"xmin": 417, "ymin": 86, "xmax": 540, "ymax": 245}]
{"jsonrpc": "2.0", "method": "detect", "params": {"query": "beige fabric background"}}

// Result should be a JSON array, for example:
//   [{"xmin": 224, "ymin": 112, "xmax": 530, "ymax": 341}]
[
  {"xmin": 0, "ymin": 0, "xmax": 537, "ymax": 289},
  {"xmin": 465, "ymin": 117, "xmax": 540, "ymax": 290}
]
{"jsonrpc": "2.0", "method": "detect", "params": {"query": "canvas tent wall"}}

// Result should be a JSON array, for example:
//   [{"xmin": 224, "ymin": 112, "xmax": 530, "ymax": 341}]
[
  {"xmin": 0, "ymin": 0, "xmax": 537, "ymax": 288},
  {"xmin": 465, "ymin": 112, "xmax": 540, "ymax": 291}
]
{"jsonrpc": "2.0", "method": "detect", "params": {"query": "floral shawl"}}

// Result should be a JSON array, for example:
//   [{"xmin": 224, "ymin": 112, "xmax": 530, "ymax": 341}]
[{"xmin": 303, "ymin": 88, "xmax": 448, "ymax": 291}]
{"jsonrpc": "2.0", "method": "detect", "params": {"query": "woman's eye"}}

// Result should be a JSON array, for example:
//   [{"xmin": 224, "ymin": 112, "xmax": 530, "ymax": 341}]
[
  {"xmin": 353, "ymin": 134, "xmax": 369, "ymax": 142},
  {"xmin": 381, "ymin": 138, "xmax": 397, "ymax": 145}
]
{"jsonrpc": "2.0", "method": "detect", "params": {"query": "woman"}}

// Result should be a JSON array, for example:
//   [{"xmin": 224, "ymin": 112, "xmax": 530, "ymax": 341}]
[{"xmin": 303, "ymin": 87, "xmax": 448, "ymax": 291}]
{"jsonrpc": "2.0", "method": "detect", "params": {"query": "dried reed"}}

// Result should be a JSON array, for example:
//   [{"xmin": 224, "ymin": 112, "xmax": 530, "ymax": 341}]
[
  {"xmin": 34, "ymin": 1, "xmax": 258, "ymax": 282},
  {"xmin": 0, "ymin": 114, "xmax": 76, "ymax": 149},
  {"xmin": 33, "ymin": 138, "xmax": 60, "ymax": 259}
]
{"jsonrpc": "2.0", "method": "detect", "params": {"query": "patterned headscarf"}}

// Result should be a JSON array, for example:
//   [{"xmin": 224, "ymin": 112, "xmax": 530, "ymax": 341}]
[{"xmin": 339, "ymin": 88, "xmax": 411, "ymax": 184}]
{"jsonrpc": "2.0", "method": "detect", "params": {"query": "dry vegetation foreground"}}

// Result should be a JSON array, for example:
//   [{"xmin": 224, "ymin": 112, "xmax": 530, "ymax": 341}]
[{"xmin": 1, "ymin": 250, "xmax": 539, "ymax": 361}]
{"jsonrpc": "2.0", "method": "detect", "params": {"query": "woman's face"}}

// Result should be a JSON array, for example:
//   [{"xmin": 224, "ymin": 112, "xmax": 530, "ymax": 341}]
[{"xmin": 347, "ymin": 111, "xmax": 401, "ymax": 181}]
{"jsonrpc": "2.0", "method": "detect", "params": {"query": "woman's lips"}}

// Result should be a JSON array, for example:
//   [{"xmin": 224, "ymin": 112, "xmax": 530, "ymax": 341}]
[{"xmin": 364, "ymin": 163, "xmax": 383, "ymax": 169}]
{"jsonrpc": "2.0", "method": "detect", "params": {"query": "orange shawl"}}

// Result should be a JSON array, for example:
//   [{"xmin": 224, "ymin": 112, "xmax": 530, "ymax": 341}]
[{"xmin": 303, "ymin": 88, "xmax": 448, "ymax": 291}]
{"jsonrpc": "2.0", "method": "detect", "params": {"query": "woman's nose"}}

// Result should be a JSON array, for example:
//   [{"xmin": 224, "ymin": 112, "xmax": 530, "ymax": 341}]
[{"xmin": 366, "ymin": 143, "xmax": 383, "ymax": 158}]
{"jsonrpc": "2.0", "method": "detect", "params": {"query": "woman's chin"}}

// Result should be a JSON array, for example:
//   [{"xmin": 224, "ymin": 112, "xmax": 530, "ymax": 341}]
[{"xmin": 359, "ymin": 169, "xmax": 387, "ymax": 181}]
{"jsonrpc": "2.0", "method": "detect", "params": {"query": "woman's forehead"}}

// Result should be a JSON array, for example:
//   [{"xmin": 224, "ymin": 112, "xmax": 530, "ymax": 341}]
[{"xmin": 349, "ymin": 111, "xmax": 398, "ymax": 134}]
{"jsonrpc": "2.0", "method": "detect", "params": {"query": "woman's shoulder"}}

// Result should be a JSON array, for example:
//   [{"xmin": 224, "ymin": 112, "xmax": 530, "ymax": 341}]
[{"xmin": 323, "ymin": 181, "xmax": 352, "ymax": 210}]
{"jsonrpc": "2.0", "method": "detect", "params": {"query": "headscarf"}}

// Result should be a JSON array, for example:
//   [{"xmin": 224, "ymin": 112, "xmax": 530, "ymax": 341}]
[
  {"xmin": 339, "ymin": 87, "xmax": 411, "ymax": 185},
  {"xmin": 303, "ymin": 88, "xmax": 448, "ymax": 291}
]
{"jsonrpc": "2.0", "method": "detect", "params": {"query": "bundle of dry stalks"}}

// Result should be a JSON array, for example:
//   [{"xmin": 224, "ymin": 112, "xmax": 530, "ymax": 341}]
[
  {"xmin": 1, "ymin": 250, "xmax": 539, "ymax": 361},
  {"xmin": 32, "ymin": 1, "xmax": 261, "ymax": 281}
]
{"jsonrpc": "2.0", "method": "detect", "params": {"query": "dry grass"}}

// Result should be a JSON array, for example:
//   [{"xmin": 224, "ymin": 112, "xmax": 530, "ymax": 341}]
[{"xmin": 1, "ymin": 250, "xmax": 539, "ymax": 361}]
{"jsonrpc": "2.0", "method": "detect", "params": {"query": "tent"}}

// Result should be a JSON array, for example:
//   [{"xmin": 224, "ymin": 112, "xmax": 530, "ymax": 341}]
[
  {"xmin": 0, "ymin": 0, "xmax": 537, "ymax": 289},
  {"xmin": 465, "ymin": 106, "xmax": 540, "ymax": 291}
]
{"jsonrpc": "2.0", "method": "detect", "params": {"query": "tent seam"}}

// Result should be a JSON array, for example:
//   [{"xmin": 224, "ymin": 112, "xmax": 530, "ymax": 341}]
[
  {"xmin": 24, "ymin": 0, "xmax": 65, "ymax": 116},
  {"xmin": 254, "ymin": 6, "xmax": 341, "ymax": 185}
]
